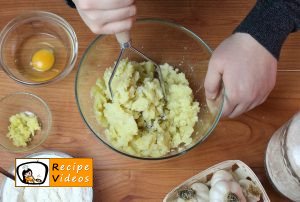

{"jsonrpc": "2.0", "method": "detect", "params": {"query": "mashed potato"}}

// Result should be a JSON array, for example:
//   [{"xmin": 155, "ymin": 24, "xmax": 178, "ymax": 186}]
[{"xmin": 91, "ymin": 59, "xmax": 199, "ymax": 157}]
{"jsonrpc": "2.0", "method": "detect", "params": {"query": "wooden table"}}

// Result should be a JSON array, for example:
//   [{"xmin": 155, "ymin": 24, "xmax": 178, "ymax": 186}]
[{"xmin": 0, "ymin": 0, "xmax": 299, "ymax": 201}]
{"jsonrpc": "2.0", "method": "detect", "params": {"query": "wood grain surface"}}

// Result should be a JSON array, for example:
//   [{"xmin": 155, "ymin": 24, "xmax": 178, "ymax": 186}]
[{"xmin": 0, "ymin": 0, "xmax": 299, "ymax": 201}]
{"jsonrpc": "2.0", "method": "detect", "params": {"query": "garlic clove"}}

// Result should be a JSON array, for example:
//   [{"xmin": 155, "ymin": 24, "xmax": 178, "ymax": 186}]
[
  {"xmin": 239, "ymin": 179, "xmax": 262, "ymax": 202},
  {"xmin": 211, "ymin": 170, "xmax": 234, "ymax": 187},
  {"xmin": 191, "ymin": 183, "xmax": 209, "ymax": 202}
]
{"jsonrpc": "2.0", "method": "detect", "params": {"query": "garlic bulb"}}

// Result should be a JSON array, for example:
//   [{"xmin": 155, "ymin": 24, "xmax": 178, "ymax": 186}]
[
  {"xmin": 239, "ymin": 179, "xmax": 261, "ymax": 202},
  {"xmin": 177, "ymin": 188, "xmax": 197, "ymax": 202},
  {"xmin": 209, "ymin": 180, "xmax": 246, "ymax": 202},
  {"xmin": 177, "ymin": 198, "xmax": 197, "ymax": 202},
  {"xmin": 233, "ymin": 167, "xmax": 249, "ymax": 180},
  {"xmin": 177, "ymin": 183, "xmax": 209, "ymax": 202},
  {"xmin": 210, "ymin": 170, "xmax": 234, "ymax": 187}
]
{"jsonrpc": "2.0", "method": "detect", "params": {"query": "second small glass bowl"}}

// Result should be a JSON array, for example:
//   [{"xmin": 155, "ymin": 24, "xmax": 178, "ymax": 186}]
[{"xmin": 0, "ymin": 92, "xmax": 52, "ymax": 152}]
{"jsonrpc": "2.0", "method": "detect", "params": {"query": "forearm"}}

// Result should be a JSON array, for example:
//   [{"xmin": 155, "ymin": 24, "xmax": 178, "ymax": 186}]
[{"xmin": 235, "ymin": 0, "xmax": 300, "ymax": 59}]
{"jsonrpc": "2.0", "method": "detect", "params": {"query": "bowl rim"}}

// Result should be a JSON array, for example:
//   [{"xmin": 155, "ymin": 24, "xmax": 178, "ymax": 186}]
[
  {"xmin": 75, "ymin": 18, "xmax": 224, "ymax": 160},
  {"xmin": 0, "ymin": 11, "xmax": 78, "ymax": 86},
  {"xmin": 0, "ymin": 92, "xmax": 52, "ymax": 153}
]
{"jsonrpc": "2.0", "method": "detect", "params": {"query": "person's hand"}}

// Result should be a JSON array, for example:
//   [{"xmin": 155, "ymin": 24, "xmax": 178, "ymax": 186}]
[
  {"xmin": 73, "ymin": 0, "xmax": 136, "ymax": 34},
  {"xmin": 204, "ymin": 33, "xmax": 277, "ymax": 118}
]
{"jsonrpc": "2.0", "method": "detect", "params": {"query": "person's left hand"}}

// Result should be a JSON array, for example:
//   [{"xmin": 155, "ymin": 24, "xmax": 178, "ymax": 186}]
[{"xmin": 73, "ymin": 0, "xmax": 136, "ymax": 34}]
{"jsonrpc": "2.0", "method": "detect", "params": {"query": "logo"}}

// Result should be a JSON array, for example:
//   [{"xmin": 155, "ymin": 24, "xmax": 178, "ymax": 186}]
[
  {"xmin": 16, "ymin": 159, "xmax": 49, "ymax": 186},
  {"xmin": 15, "ymin": 158, "xmax": 93, "ymax": 187}
]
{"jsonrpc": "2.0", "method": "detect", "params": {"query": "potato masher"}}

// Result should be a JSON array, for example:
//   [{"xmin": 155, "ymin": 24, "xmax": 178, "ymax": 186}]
[{"xmin": 108, "ymin": 32, "xmax": 166, "ymax": 100}]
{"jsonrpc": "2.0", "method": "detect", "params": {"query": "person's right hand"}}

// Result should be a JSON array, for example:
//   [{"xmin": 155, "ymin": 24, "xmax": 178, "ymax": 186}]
[
  {"xmin": 204, "ymin": 33, "xmax": 277, "ymax": 118},
  {"xmin": 73, "ymin": 0, "xmax": 136, "ymax": 34}
]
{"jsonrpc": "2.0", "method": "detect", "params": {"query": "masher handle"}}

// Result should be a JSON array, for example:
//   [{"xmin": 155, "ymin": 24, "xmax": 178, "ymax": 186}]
[{"xmin": 116, "ymin": 31, "xmax": 131, "ymax": 47}]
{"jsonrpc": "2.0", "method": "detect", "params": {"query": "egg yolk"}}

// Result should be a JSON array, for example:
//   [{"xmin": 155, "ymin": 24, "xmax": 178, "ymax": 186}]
[{"xmin": 31, "ymin": 49, "xmax": 55, "ymax": 72}]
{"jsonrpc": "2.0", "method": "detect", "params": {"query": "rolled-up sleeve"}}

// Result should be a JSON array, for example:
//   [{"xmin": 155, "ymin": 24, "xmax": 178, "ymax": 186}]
[{"xmin": 65, "ymin": 0, "xmax": 76, "ymax": 8}]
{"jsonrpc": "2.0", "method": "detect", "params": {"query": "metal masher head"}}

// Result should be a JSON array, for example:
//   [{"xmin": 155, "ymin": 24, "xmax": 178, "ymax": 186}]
[{"xmin": 108, "ymin": 32, "xmax": 166, "ymax": 100}]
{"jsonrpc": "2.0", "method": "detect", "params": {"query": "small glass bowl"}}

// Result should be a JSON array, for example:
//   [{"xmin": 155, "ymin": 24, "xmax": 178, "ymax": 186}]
[
  {"xmin": 0, "ymin": 11, "xmax": 78, "ymax": 85},
  {"xmin": 0, "ymin": 92, "xmax": 52, "ymax": 152}
]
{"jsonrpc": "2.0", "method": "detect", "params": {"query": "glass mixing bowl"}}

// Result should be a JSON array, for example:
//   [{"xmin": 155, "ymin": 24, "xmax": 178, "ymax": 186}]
[
  {"xmin": 0, "ymin": 11, "xmax": 78, "ymax": 85},
  {"xmin": 75, "ymin": 18, "xmax": 224, "ymax": 160}
]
